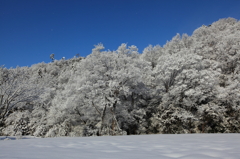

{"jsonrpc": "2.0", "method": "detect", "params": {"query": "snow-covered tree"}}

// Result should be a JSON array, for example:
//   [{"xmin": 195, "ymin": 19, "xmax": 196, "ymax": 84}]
[{"xmin": 0, "ymin": 66, "xmax": 43, "ymax": 124}]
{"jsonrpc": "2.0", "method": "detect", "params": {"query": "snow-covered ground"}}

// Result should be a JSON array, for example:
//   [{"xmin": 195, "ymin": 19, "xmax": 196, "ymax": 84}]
[{"xmin": 0, "ymin": 134, "xmax": 240, "ymax": 159}]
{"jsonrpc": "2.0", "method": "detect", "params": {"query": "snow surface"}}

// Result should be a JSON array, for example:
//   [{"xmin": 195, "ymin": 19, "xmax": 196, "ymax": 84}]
[{"xmin": 0, "ymin": 134, "xmax": 240, "ymax": 159}]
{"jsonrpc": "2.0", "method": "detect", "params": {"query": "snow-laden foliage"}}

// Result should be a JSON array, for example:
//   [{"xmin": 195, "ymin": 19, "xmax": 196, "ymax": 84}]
[{"xmin": 1, "ymin": 18, "xmax": 240, "ymax": 137}]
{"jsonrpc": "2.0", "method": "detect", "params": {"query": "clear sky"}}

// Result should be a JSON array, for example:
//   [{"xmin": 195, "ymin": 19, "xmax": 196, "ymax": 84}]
[{"xmin": 1, "ymin": 0, "xmax": 240, "ymax": 68}]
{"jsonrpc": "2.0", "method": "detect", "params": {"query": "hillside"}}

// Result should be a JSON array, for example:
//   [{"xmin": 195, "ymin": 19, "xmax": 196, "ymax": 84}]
[{"xmin": 1, "ymin": 17, "xmax": 240, "ymax": 137}]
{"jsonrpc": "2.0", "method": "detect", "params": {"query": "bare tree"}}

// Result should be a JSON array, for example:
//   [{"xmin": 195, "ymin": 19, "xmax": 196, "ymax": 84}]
[
  {"xmin": 0, "ymin": 66, "xmax": 42, "ymax": 124},
  {"xmin": 50, "ymin": 53, "xmax": 55, "ymax": 62}
]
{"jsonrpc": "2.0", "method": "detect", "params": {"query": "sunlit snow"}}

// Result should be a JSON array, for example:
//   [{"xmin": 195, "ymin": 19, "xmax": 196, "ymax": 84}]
[{"xmin": 1, "ymin": 134, "xmax": 240, "ymax": 159}]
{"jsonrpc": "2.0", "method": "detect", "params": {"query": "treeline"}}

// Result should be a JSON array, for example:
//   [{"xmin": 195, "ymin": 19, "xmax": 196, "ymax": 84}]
[{"xmin": 1, "ymin": 18, "xmax": 240, "ymax": 137}]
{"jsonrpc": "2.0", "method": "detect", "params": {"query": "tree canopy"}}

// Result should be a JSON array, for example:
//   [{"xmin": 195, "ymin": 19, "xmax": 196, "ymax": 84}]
[{"xmin": 1, "ymin": 18, "xmax": 240, "ymax": 137}]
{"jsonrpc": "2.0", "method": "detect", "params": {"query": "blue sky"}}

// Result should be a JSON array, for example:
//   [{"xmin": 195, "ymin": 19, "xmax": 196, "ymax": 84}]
[{"xmin": 1, "ymin": 0, "xmax": 240, "ymax": 68}]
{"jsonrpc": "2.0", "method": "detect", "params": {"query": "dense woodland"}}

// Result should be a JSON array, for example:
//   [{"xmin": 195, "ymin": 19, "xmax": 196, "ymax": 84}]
[{"xmin": 1, "ymin": 18, "xmax": 240, "ymax": 137}]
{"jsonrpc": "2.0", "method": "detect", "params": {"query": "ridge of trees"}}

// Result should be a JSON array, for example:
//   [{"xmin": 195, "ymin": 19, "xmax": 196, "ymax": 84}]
[{"xmin": 1, "ymin": 17, "xmax": 240, "ymax": 137}]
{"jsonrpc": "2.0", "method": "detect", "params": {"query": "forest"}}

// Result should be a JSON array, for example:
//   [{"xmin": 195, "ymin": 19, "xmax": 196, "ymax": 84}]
[{"xmin": 1, "ymin": 18, "xmax": 240, "ymax": 137}]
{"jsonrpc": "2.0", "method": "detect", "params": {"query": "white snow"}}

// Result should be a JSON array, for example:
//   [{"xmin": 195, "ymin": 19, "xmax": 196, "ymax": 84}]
[{"xmin": 0, "ymin": 134, "xmax": 240, "ymax": 159}]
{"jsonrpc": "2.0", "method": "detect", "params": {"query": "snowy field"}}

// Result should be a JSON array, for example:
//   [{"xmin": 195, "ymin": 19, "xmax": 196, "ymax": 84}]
[{"xmin": 0, "ymin": 134, "xmax": 240, "ymax": 159}]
